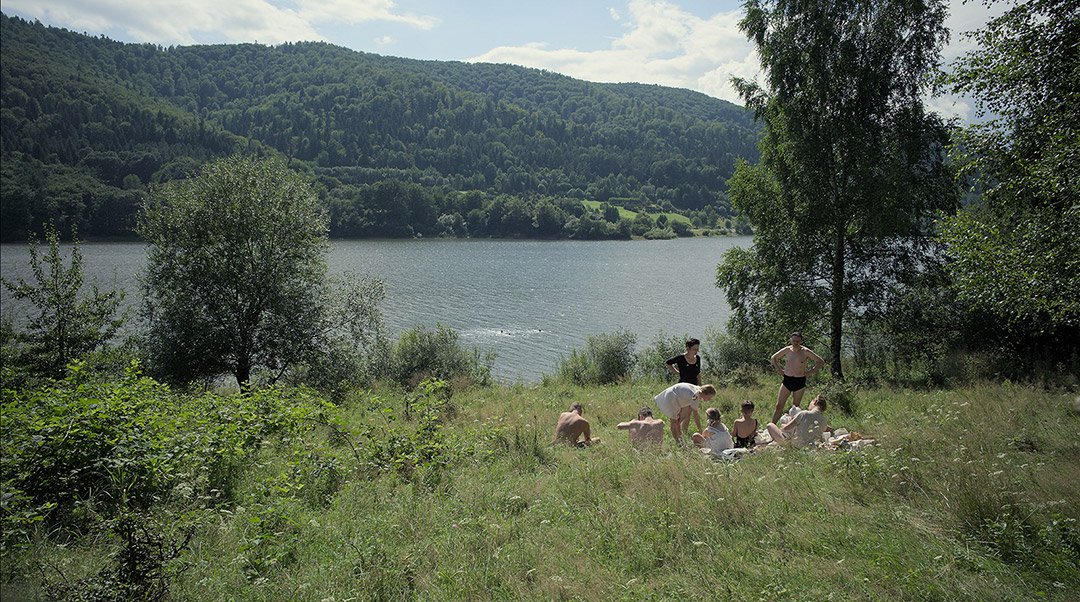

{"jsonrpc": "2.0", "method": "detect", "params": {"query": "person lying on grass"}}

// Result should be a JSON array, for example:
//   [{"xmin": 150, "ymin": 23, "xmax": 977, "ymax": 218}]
[
  {"xmin": 616, "ymin": 406, "xmax": 665, "ymax": 451},
  {"xmin": 555, "ymin": 402, "xmax": 600, "ymax": 447},
  {"xmin": 766, "ymin": 395, "xmax": 829, "ymax": 449}
]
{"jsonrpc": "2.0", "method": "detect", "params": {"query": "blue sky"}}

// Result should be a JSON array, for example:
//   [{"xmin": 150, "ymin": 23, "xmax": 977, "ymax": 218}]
[{"xmin": 3, "ymin": 0, "xmax": 1001, "ymax": 121}]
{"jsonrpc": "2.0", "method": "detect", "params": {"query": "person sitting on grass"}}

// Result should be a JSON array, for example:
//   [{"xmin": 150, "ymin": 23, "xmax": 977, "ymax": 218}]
[
  {"xmin": 616, "ymin": 406, "xmax": 666, "ymax": 450},
  {"xmin": 653, "ymin": 382, "xmax": 715, "ymax": 446},
  {"xmin": 766, "ymin": 395, "xmax": 828, "ymax": 449},
  {"xmin": 731, "ymin": 399, "xmax": 759, "ymax": 449},
  {"xmin": 555, "ymin": 402, "xmax": 600, "ymax": 447},
  {"xmin": 692, "ymin": 407, "xmax": 733, "ymax": 456}
]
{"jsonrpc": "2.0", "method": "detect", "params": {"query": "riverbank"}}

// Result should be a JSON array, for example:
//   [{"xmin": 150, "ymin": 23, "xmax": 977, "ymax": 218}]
[{"xmin": 3, "ymin": 378, "xmax": 1077, "ymax": 601}]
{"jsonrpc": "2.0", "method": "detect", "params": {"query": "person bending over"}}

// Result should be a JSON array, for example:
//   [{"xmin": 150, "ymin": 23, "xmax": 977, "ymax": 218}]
[{"xmin": 653, "ymin": 382, "xmax": 715, "ymax": 445}]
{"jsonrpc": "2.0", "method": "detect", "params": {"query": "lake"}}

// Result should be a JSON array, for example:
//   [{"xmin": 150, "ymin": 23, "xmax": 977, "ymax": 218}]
[{"xmin": 1, "ymin": 236, "xmax": 750, "ymax": 382}]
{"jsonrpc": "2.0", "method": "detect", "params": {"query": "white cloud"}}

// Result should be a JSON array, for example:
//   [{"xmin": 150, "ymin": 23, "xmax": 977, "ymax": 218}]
[
  {"xmin": 925, "ymin": 95, "xmax": 975, "ymax": 122},
  {"xmin": 468, "ymin": 0, "xmax": 999, "ymax": 119},
  {"xmin": 293, "ymin": 0, "xmax": 438, "ymax": 29},
  {"xmin": 469, "ymin": 0, "xmax": 754, "ymax": 103},
  {"xmin": 2, "ymin": 0, "xmax": 436, "ymax": 45}
]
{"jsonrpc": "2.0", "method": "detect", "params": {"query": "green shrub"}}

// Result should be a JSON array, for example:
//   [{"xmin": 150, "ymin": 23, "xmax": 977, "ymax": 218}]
[
  {"xmin": 643, "ymin": 227, "xmax": 676, "ymax": 239},
  {"xmin": 373, "ymin": 324, "xmax": 494, "ymax": 388},
  {"xmin": 635, "ymin": 332, "xmax": 689, "ymax": 381},
  {"xmin": 700, "ymin": 327, "xmax": 769, "ymax": 382},
  {"xmin": 1, "ymin": 362, "xmax": 176, "ymax": 544},
  {"xmin": 0, "ymin": 364, "xmax": 343, "ymax": 554},
  {"xmin": 821, "ymin": 379, "xmax": 858, "ymax": 415},
  {"xmin": 348, "ymin": 380, "xmax": 465, "ymax": 487},
  {"xmin": 555, "ymin": 329, "xmax": 636, "ymax": 385}
]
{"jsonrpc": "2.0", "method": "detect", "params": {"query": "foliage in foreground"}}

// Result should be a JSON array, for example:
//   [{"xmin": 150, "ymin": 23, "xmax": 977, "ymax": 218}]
[
  {"xmin": 4, "ymin": 369, "xmax": 1077, "ymax": 601},
  {"xmin": 1, "ymin": 223, "xmax": 125, "ymax": 385}
]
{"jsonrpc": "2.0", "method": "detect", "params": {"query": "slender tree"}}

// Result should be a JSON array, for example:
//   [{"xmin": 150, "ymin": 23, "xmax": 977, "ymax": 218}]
[
  {"xmin": 138, "ymin": 156, "xmax": 328, "ymax": 388},
  {"xmin": 2, "ymin": 223, "xmax": 126, "ymax": 378},
  {"xmin": 717, "ymin": 0, "xmax": 956, "ymax": 379}
]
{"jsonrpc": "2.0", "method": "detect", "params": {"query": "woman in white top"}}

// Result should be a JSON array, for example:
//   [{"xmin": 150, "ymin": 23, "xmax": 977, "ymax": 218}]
[{"xmin": 653, "ymin": 382, "xmax": 716, "ymax": 445}]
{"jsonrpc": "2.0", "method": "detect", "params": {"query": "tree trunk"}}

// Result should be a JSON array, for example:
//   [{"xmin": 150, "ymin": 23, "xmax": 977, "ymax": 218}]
[
  {"xmin": 235, "ymin": 356, "xmax": 251, "ymax": 391},
  {"xmin": 830, "ymin": 227, "xmax": 845, "ymax": 381}
]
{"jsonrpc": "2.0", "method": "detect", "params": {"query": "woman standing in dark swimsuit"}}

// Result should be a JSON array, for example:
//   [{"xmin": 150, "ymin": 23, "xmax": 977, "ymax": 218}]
[{"xmin": 665, "ymin": 337, "xmax": 702, "ymax": 385}]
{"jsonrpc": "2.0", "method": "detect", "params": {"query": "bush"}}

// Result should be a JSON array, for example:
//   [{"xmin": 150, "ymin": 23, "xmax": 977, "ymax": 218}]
[
  {"xmin": 635, "ymin": 332, "xmax": 689, "ymax": 381},
  {"xmin": 555, "ymin": 329, "xmax": 636, "ymax": 385},
  {"xmin": 700, "ymin": 327, "xmax": 770, "ymax": 382},
  {"xmin": 372, "ymin": 324, "xmax": 494, "ymax": 388},
  {"xmin": 1, "ymin": 362, "xmax": 176, "ymax": 545},
  {"xmin": 671, "ymin": 220, "xmax": 693, "ymax": 237},
  {"xmin": 643, "ymin": 227, "xmax": 676, "ymax": 240},
  {"xmin": 1, "ymin": 366, "xmax": 343, "ymax": 552},
  {"xmin": 821, "ymin": 379, "xmax": 858, "ymax": 416}
]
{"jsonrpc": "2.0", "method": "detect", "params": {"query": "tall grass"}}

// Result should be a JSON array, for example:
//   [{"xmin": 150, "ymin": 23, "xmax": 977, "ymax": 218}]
[{"xmin": 3, "ymin": 376, "xmax": 1078, "ymax": 601}]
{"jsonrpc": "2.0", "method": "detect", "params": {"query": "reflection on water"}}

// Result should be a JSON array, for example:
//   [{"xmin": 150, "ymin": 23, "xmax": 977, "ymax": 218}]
[{"xmin": 1, "ymin": 236, "xmax": 750, "ymax": 382}]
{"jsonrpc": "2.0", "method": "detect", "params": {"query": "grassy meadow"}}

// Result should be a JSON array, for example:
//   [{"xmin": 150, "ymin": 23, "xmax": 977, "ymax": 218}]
[{"xmin": 3, "ymin": 376, "xmax": 1078, "ymax": 601}]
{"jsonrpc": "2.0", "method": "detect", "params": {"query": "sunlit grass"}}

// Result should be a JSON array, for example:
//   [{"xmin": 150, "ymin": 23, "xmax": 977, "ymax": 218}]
[{"xmin": 6, "ymin": 379, "xmax": 1078, "ymax": 601}]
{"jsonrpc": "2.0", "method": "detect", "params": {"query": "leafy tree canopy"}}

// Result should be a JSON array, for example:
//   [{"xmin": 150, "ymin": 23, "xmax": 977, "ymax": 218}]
[
  {"xmin": 937, "ymin": 0, "xmax": 1080, "ymax": 333},
  {"xmin": 138, "ymin": 155, "xmax": 329, "ymax": 387},
  {"xmin": 717, "ymin": 0, "xmax": 956, "ymax": 378}
]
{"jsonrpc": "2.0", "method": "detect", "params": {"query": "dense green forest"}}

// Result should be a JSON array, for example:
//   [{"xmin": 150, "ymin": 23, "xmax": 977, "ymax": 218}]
[{"xmin": 0, "ymin": 14, "xmax": 761, "ymax": 241}]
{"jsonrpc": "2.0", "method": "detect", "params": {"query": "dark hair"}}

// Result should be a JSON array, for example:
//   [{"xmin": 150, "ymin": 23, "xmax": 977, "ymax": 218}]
[
  {"xmin": 812, "ymin": 395, "xmax": 826, "ymax": 411},
  {"xmin": 790, "ymin": 331, "xmax": 803, "ymax": 340},
  {"xmin": 638, "ymin": 406, "xmax": 653, "ymax": 418},
  {"xmin": 686, "ymin": 337, "xmax": 700, "ymax": 349},
  {"xmin": 740, "ymin": 399, "xmax": 755, "ymax": 412},
  {"xmin": 705, "ymin": 407, "xmax": 722, "ymax": 423},
  {"xmin": 570, "ymin": 402, "xmax": 583, "ymax": 412}
]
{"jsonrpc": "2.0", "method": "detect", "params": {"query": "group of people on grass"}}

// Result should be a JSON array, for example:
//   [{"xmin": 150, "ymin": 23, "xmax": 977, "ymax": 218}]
[{"xmin": 554, "ymin": 332, "xmax": 832, "ymax": 454}]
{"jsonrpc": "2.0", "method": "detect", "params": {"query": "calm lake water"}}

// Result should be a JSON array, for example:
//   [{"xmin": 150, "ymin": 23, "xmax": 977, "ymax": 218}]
[{"xmin": 1, "ymin": 236, "xmax": 750, "ymax": 382}]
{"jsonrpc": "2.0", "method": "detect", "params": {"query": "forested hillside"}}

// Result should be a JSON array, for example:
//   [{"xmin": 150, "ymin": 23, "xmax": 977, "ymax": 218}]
[{"xmin": 0, "ymin": 14, "xmax": 761, "ymax": 241}]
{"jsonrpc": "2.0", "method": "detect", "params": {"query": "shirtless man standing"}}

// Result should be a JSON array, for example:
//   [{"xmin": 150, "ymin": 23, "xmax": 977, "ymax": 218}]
[
  {"xmin": 770, "ymin": 332, "xmax": 825, "ymax": 425},
  {"xmin": 616, "ymin": 406, "xmax": 665, "ymax": 450},
  {"xmin": 555, "ymin": 402, "xmax": 600, "ymax": 447}
]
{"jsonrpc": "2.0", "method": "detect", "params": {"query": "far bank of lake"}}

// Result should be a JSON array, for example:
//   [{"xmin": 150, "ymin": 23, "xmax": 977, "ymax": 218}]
[{"xmin": 0, "ymin": 236, "xmax": 751, "ymax": 382}]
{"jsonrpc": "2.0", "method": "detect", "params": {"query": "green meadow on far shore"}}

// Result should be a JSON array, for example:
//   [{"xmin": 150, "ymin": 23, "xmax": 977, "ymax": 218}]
[{"xmin": 3, "ymin": 376, "xmax": 1078, "ymax": 601}]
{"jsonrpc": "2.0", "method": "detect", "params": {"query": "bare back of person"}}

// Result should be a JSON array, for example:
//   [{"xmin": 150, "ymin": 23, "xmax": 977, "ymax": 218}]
[
  {"xmin": 555, "ymin": 411, "xmax": 588, "ymax": 445},
  {"xmin": 555, "ymin": 403, "xmax": 599, "ymax": 447},
  {"xmin": 732, "ymin": 416, "xmax": 758, "ymax": 440},
  {"xmin": 626, "ymin": 417, "xmax": 665, "ymax": 450}
]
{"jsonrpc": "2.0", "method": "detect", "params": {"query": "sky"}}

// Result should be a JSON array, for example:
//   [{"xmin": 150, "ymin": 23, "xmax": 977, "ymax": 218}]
[{"xmin": 2, "ymin": 0, "xmax": 1003, "ymax": 122}]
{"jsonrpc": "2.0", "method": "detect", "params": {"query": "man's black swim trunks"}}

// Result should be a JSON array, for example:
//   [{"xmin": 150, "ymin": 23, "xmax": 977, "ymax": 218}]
[{"xmin": 782, "ymin": 374, "xmax": 806, "ymax": 393}]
